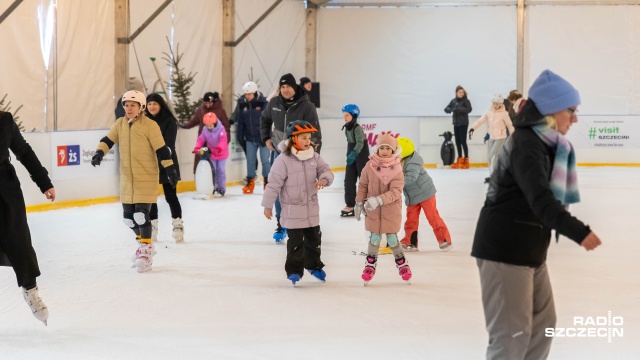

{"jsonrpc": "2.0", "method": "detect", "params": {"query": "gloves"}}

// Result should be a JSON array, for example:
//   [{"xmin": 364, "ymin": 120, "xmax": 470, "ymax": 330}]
[
  {"xmin": 165, "ymin": 165, "xmax": 180, "ymax": 188},
  {"xmin": 364, "ymin": 196, "xmax": 383, "ymax": 211},
  {"xmin": 354, "ymin": 202, "xmax": 365, "ymax": 221},
  {"xmin": 483, "ymin": 132, "xmax": 490, "ymax": 144},
  {"xmin": 468, "ymin": 128, "xmax": 474, "ymax": 140},
  {"xmin": 91, "ymin": 150, "xmax": 104, "ymax": 167},
  {"xmin": 346, "ymin": 150, "xmax": 357, "ymax": 165}
]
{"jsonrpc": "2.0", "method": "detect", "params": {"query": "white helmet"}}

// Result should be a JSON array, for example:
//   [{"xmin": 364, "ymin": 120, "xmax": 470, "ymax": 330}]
[
  {"xmin": 242, "ymin": 81, "xmax": 258, "ymax": 94},
  {"xmin": 491, "ymin": 94, "xmax": 504, "ymax": 104},
  {"xmin": 122, "ymin": 90, "xmax": 146, "ymax": 111}
]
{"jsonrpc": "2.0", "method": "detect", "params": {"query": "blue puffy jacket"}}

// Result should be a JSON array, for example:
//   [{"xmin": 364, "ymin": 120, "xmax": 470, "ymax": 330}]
[{"xmin": 235, "ymin": 92, "xmax": 268, "ymax": 144}]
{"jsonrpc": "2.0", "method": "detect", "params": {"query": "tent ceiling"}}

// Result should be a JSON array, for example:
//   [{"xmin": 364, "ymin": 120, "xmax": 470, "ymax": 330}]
[{"xmin": 307, "ymin": 0, "xmax": 640, "ymax": 6}]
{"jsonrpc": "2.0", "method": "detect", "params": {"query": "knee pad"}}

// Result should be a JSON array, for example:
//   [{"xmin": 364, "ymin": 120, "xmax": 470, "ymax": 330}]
[
  {"xmin": 369, "ymin": 233, "xmax": 382, "ymax": 246},
  {"xmin": 386, "ymin": 233, "xmax": 399, "ymax": 247},
  {"xmin": 134, "ymin": 208, "xmax": 150, "ymax": 226},
  {"xmin": 123, "ymin": 218, "xmax": 136, "ymax": 228}
]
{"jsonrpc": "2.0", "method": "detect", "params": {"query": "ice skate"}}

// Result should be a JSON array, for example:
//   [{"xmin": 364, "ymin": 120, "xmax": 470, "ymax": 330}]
[
  {"xmin": 216, "ymin": 189, "xmax": 225, "ymax": 197},
  {"xmin": 151, "ymin": 219, "xmax": 158, "ymax": 242},
  {"xmin": 402, "ymin": 244, "xmax": 419, "ymax": 252},
  {"xmin": 395, "ymin": 256, "xmax": 412, "ymax": 283},
  {"xmin": 439, "ymin": 240, "xmax": 452, "ymax": 252},
  {"xmin": 362, "ymin": 255, "xmax": 377, "ymax": 285},
  {"xmin": 132, "ymin": 242, "xmax": 156, "ymax": 273},
  {"xmin": 22, "ymin": 286, "xmax": 48, "ymax": 326},
  {"xmin": 273, "ymin": 226, "xmax": 287, "ymax": 243},
  {"xmin": 340, "ymin": 207, "xmax": 355, "ymax": 217},
  {"xmin": 308, "ymin": 269, "xmax": 326, "ymax": 282},
  {"xmin": 288, "ymin": 274, "xmax": 301, "ymax": 286},
  {"xmin": 242, "ymin": 177, "xmax": 255, "ymax": 194},
  {"xmin": 172, "ymin": 218, "xmax": 184, "ymax": 243}
]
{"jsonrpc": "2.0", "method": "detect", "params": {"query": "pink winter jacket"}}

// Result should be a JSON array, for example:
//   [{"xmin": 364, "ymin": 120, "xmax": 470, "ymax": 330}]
[
  {"xmin": 470, "ymin": 104, "xmax": 515, "ymax": 140},
  {"xmin": 261, "ymin": 148, "xmax": 334, "ymax": 230},
  {"xmin": 194, "ymin": 122, "xmax": 229, "ymax": 160},
  {"xmin": 356, "ymin": 160, "xmax": 405, "ymax": 234}
]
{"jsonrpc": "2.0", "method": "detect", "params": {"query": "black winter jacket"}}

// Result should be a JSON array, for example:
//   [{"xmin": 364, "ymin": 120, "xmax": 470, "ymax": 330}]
[
  {"xmin": 444, "ymin": 96, "xmax": 472, "ymax": 126},
  {"xmin": 147, "ymin": 109, "xmax": 180, "ymax": 184},
  {"xmin": 234, "ymin": 93, "xmax": 268, "ymax": 145},
  {"xmin": 471, "ymin": 104, "xmax": 590, "ymax": 267}
]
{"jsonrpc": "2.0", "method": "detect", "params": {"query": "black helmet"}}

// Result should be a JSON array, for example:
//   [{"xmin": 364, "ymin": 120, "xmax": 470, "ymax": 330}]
[{"xmin": 286, "ymin": 120, "xmax": 318, "ymax": 138}]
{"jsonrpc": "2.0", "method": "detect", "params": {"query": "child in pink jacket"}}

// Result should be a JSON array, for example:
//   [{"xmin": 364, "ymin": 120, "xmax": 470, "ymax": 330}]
[
  {"xmin": 194, "ymin": 112, "xmax": 229, "ymax": 195},
  {"xmin": 355, "ymin": 134, "xmax": 410, "ymax": 284},
  {"xmin": 261, "ymin": 120, "xmax": 334, "ymax": 286}
]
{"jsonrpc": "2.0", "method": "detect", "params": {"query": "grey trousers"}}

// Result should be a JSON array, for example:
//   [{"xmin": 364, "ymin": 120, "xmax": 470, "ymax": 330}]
[
  {"xmin": 486, "ymin": 138, "xmax": 506, "ymax": 175},
  {"xmin": 476, "ymin": 259, "xmax": 556, "ymax": 360}
]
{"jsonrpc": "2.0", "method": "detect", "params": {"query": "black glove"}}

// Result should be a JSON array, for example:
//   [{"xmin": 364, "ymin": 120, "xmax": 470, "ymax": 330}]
[
  {"xmin": 468, "ymin": 128, "xmax": 474, "ymax": 140},
  {"xmin": 91, "ymin": 150, "xmax": 104, "ymax": 167},
  {"xmin": 165, "ymin": 165, "xmax": 179, "ymax": 188}
]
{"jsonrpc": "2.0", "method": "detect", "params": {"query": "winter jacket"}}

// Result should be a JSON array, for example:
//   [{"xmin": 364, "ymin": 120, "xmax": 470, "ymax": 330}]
[
  {"xmin": 470, "ymin": 104, "xmax": 515, "ymax": 140},
  {"xmin": 194, "ymin": 122, "xmax": 229, "ymax": 160},
  {"xmin": 444, "ymin": 96, "xmax": 472, "ymax": 126},
  {"xmin": 344, "ymin": 122, "xmax": 367, "ymax": 155},
  {"xmin": 232, "ymin": 92, "xmax": 268, "ymax": 144},
  {"xmin": 97, "ymin": 114, "xmax": 173, "ymax": 204},
  {"xmin": 471, "ymin": 104, "xmax": 591, "ymax": 267},
  {"xmin": 356, "ymin": 157, "xmax": 404, "ymax": 234},
  {"xmin": 261, "ymin": 142, "xmax": 334, "ymax": 229},
  {"xmin": 260, "ymin": 87, "xmax": 321, "ymax": 149},
  {"xmin": 183, "ymin": 100, "xmax": 230, "ymax": 143},
  {"xmin": 147, "ymin": 108, "xmax": 180, "ymax": 184},
  {"xmin": 401, "ymin": 151, "xmax": 436, "ymax": 206}
]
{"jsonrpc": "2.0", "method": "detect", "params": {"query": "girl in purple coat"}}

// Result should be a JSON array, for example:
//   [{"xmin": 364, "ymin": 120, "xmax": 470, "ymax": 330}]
[
  {"xmin": 262, "ymin": 120, "xmax": 334, "ymax": 286},
  {"xmin": 194, "ymin": 112, "xmax": 229, "ymax": 195}
]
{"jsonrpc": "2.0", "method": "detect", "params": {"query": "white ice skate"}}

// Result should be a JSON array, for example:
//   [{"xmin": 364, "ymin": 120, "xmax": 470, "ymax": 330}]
[
  {"xmin": 22, "ymin": 286, "xmax": 49, "ymax": 326},
  {"xmin": 151, "ymin": 219, "xmax": 159, "ymax": 242},
  {"xmin": 172, "ymin": 218, "xmax": 184, "ymax": 243},
  {"xmin": 439, "ymin": 241, "xmax": 452, "ymax": 252},
  {"xmin": 132, "ymin": 243, "xmax": 156, "ymax": 273}
]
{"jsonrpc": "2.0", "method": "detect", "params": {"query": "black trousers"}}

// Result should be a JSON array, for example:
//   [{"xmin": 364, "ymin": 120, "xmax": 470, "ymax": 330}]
[
  {"xmin": 453, "ymin": 124, "xmax": 469, "ymax": 158},
  {"xmin": 150, "ymin": 183, "xmax": 182, "ymax": 220},
  {"xmin": 285, "ymin": 226, "xmax": 324, "ymax": 276},
  {"xmin": 344, "ymin": 143, "xmax": 369, "ymax": 207},
  {"xmin": 0, "ymin": 164, "xmax": 39, "ymax": 288},
  {"xmin": 123, "ymin": 203, "xmax": 153, "ymax": 240}
]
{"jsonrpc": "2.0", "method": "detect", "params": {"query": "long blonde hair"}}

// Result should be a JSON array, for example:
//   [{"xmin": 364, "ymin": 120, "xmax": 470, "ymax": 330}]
[{"xmin": 544, "ymin": 115, "xmax": 558, "ymax": 131}]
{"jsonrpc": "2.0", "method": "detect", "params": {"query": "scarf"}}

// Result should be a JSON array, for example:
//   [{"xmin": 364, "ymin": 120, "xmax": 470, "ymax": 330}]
[
  {"xmin": 285, "ymin": 139, "xmax": 315, "ymax": 161},
  {"xmin": 531, "ymin": 124, "xmax": 580, "ymax": 205},
  {"xmin": 368, "ymin": 153, "xmax": 402, "ymax": 185}
]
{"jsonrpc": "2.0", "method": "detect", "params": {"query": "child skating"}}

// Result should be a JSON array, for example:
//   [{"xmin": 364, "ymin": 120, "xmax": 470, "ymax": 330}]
[
  {"xmin": 341, "ymin": 104, "xmax": 370, "ymax": 217},
  {"xmin": 355, "ymin": 134, "xmax": 411, "ymax": 284},
  {"xmin": 193, "ymin": 112, "xmax": 229, "ymax": 196},
  {"xmin": 261, "ymin": 120, "xmax": 334, "ymax": 286},
  {"xmin": 397, "ymin": 137, "xmax": 452, "ymax": 252}
]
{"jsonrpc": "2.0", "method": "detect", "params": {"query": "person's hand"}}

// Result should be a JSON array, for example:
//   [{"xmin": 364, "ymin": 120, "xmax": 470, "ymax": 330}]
[
  {"xmin": 581, "ymin": 231, "xmax": 602, "ymax": 251},
  {"xmin": 91, "ymin": 150, "xmax": 104, "ymax": 167},
  {"xmin": 354, "ymin": 202, "xmax": 365, "ymax": 221},
  {"xmin": 264, "ymin": 208, "xmax": 273, "ymax": 220},
  {"xmin": 265, "ymin": 139, "xmax": 275, "ymax": 152},
  {"xmin": 165, "ymin": 165, "xmax": 180, "ymax": 188},
  {"xmin": 346, "ymin": 150, "xmax": 357, "ymax": 165},
  {"xmin": 44, "ymin": 188, "xmax": 56, "ymax": 202},
  {"xmin": 468, "ymin": 128, "xmax": 474, "ymax": 140},
  {"xmin": 364, "ymin": 196, "xmax": 383, "ymax": 211},
  {"xmin": 316, "ymin": 179, "xmax": 327, "ymax": 190}
]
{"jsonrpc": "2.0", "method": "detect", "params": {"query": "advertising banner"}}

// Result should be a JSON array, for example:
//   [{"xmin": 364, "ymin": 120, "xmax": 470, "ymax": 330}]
[
  {"xmin": 568, "ymin": 116, "xmax": 639, "ymax": 149},
  {"xmin": 358, "ymin": 117, "xmax": 420, "ymax": 151},
  {"xmin": 50, "ymin": 130, "xmax": 119, "ymax": 181}
]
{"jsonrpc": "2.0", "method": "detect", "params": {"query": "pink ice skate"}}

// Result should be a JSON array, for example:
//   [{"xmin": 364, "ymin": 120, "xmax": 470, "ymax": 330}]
[
  {"xmin": 395, "ymin": 256, "xmax": 412, "ymax": 283},
  {"xmin": 132, "ymin": 243, "xmax": 156, "ymax": 273},
  {"xmin": 362, "ymin": 255, "xmax": 377, "ymax": 285}
]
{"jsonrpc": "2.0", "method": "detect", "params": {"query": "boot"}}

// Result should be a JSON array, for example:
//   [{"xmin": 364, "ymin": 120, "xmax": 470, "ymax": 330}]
[
  {"xmin": 151, "ymin": 219, "xmax": 158, "ymax": 242},
  {"xmin": 402, "ymin": 231, "xmax": 419, "ymax": 252},
  {"xmin": 439, "ymin": 240, "xmax": 452, "ymax": 252},
  {"xmin": 395, "ymin": 256, "xmax": 412, "ymax": 282},
  {"xmin": 451, "ymin": 157, "xmax": 463, "ymax": 169},
  {"xmin": 462, "ymin": 157, "xmax": 470, "ymax": 169},
  {"xmin": 22, "ymin": 286, "xmax": 48, "ymax": 325},
  {"xmin": 362, "ymin": 255, "xmax": 377, "ymax": 283},
  {"xmin": 133, "ymin": 242, "xmax": 156, "ymax": 273},
  {"xmin": 308, "ymin": 269, "xmax": 326, "ymax": 282},
  {"xmin": 172, "ymin": 218, "xmax": 184, "ymax": 243},
  {"xmin": 242, "ymin": 177, "xmax": 255, "ymax": 194}
]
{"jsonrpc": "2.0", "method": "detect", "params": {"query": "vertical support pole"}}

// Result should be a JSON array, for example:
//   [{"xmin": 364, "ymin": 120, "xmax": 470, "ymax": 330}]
[
  {"xmin": 305, "ymin": 5, "xmax": 317, "ymax": 81},
  {"xmin": 222, "ymin": 0, "xmax": 235, "ymax": 114},
  {"xmin": 115, "ymin": 0, "xmax": 129, "ymax": 102},
  {"xmin": 516, "ymin": 0, "xmax": 525, "ymax": 92}
]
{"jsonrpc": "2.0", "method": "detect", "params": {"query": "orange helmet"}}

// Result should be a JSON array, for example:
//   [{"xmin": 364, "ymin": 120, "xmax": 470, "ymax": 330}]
[
  {"xmin": 286, "ymin": 120, "xmax": 318, "ymax": 138},
  {"xmin": 203, "ymin": 112, "xmax": 218, "ymax": 125}
]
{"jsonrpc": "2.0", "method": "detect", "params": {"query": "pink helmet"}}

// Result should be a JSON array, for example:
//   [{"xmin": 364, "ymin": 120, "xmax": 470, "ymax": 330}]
[{"xmin": 203, "ymin": 112, "xmax": 218, "ymax": 125}]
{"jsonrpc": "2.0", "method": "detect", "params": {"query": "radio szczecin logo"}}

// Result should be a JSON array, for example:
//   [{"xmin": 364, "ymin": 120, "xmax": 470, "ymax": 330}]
[{"xmin": 545, "ymin": 311, "xmax": 623, "ymax": 343}]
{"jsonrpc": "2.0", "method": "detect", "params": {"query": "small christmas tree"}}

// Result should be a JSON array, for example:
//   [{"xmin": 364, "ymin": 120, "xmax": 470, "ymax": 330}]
[
  {"xmin": 0, "ymin": 94, "xmax": 26, "ymax": 131},
  {"xmin": 162, "ymin": 37, "xmax": 199, "ymax": 124}
]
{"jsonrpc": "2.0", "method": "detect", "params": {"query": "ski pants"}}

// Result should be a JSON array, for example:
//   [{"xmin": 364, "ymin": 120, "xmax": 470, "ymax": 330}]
[
  {"xmin": 150, "ymin": 183, "xmax": 182, "ymax": 220},
  {"xmin": 487, "ymin": 138, "xmax": 507, "ymax": 175},
  {"xmin": 453, "ymin": 124, "xmax": 469, "ymax": 158},
  {"xmin": 285, "ymin": 226, "xmax": 324, "ymax": 277},
  {"xmin": 123, "ymin": 203, "xmax": 153, "ymax": 243},
  {"xmin": 477, "ymin": 259, "xmax": 556, "ymax": 360},
  {"xmin": 344, "ymin": 143, "xmax": 369, "ymax": 208},
  {"xmin": 209, "ymin": 159, "xmax": 227, "ymax": 191},
  {"xmin": 0, "ymin": 164, "xmax": 39, "ymax": 289},
  {"xmin": 401, "ymin": 196, "xmax": 451, "ymax": 246}
]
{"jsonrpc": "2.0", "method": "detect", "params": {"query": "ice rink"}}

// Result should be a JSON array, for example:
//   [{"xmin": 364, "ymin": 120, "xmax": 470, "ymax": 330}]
[{"xmin": 1, "ymin": 168, "xmax": 639, "ymax": 359}]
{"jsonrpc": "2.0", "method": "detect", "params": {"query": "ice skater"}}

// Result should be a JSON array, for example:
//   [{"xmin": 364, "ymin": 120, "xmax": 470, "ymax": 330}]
[
  {"xmin": 340, "ymin": 104, "xmax": 369, "ymax": 217},
  {"xmin": 193, "ymin": 112, "xmax": 229, "ymax": 196}
]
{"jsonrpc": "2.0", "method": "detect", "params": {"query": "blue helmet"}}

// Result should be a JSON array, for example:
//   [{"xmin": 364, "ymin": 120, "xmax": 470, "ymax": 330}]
[{"xmin": 341, "ymin": 104, "xmax": 360, "ymax": 117}]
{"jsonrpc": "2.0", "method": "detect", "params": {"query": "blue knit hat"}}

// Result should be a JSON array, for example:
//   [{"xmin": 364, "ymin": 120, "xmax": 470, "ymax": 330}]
[{"xmin": 528, "ymin": 70, "xmax": 581, "ymax": 115}]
